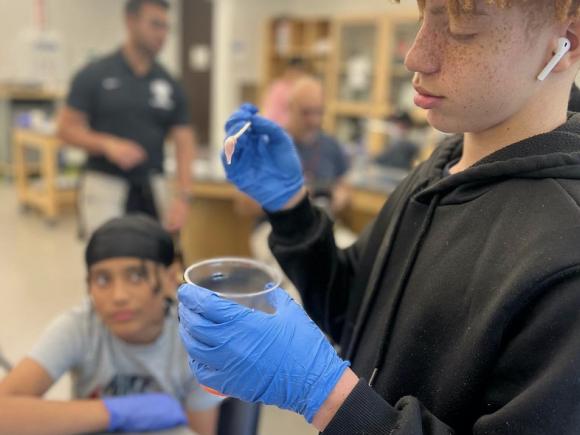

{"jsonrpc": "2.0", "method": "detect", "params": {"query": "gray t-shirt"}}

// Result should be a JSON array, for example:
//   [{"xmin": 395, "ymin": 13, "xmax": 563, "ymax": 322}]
[{"xmin": 29, "ymin": 300, "xmax": 222, "ymax": 411}]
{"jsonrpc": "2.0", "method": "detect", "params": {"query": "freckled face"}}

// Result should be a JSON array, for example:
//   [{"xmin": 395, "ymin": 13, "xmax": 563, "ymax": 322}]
[{"xmin": 405, "ymin": 0, "xmax": 551, "ymax": 134}]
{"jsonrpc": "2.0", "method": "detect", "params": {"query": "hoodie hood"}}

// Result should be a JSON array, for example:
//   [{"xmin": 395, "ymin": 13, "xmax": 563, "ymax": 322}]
[{"xmin": 415, "ymin": 113, "xmax": 580, "ymax": 205}]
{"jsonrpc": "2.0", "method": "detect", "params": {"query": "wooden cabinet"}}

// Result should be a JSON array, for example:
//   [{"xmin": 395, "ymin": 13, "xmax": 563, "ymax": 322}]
[
  {"xmin": 261, "ymin": 16, "xmax": 332, "ymax": 98},
  {"xmin": 0, "ymin": 86, "xmax": 62, "ymax": 178},
  {"xmin": 325, "ymin": 13, "xmax": 421, "ymax": 156},
  {"xmin": 259, "ymin": 13, "xmax": 426, "ymax": 162}
]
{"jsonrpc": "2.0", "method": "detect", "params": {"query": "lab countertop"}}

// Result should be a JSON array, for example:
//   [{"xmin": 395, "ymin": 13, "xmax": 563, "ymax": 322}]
[
  {"xmin": 187, "ymin": 158, "xmax": 407, "ymax": 196},
  {"xmin": 180, "ymin": 161, "xmax": 402, "ymax": 262}
]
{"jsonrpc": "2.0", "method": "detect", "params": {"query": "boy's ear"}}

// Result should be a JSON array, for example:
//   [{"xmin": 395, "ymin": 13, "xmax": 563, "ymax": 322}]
[
  {"xmin": 552, "ymin": 21, "xmax": 580, "ymax": 73},
  {"xmin": 566, "ymin": 21, "xmax": 580, "ymax": 64}
]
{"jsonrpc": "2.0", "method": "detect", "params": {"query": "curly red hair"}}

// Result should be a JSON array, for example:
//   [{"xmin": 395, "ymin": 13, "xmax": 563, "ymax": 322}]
[{"xmin": 412, "ymin": 0, "xmax": 580, "ymax": 20}]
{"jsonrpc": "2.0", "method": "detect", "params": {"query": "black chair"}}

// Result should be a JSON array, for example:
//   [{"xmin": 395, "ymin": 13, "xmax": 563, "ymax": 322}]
[{"xmin": 217, "ymin": 398, "xmax": 261, "ymax": 435}]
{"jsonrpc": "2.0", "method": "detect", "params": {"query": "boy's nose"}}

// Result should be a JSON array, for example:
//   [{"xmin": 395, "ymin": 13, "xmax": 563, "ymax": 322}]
[
  {"xmin": 111, "ymin": 281, "xmax": 131, "ymax": 303},
  {"xmin": 405, "ymin": 26, "xmax": 442, "ymax": 77}
]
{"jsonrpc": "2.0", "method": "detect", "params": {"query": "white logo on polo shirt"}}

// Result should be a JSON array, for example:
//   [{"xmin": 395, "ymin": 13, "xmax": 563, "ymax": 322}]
[
  {"xmin": 102, "ymin": 77, "xmax": 121, "ymax": 90},
  {"xmin": 150, "ymin": 79, "xmax": 174, "ymax": 110}
]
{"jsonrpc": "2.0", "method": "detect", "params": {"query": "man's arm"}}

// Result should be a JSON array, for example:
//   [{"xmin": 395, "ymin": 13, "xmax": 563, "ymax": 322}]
[
  {"xmin": 170, "ymin": 125, "xmax": 196, "ymax": 197},
  {"xmin": 331, "ymin": 177, "xmax": 352, "ymax": 214},
  {"xmin": 56, "ymin": 106, "xmax": 111, "ymax": 155},
  {"xmin": 57, "ymin": 106, "xmax": 146, "ymax": 171},
  {"xmin": 330, "ymin": 137, "xmax": 352, "ymax": 214},
  {"xmin": 164, "ymin": 125, "xmax": 196, "ymax": 233},
  {"xmin": 0, "ymin": 358, "xmax": 110, "ymax": 435},
  {"xmin": 187, "ymin": 407, "xmax": 219, "ymax": 435}
]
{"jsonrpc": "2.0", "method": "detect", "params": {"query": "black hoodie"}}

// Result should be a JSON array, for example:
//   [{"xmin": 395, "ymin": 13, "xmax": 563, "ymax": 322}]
[{"xmin": 267, "ymin": 114, "xmax": 580, "ymax": 434}]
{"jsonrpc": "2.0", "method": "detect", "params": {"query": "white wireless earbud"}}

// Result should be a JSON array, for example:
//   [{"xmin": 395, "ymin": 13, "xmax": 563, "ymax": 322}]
[{"xmin": 537, "ymin": 37, "xmax": 571, "ymax": 81}]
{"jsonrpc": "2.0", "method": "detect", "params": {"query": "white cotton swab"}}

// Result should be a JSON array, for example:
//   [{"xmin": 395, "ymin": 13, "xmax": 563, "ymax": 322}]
[{"xmin": 224, "ymin": 122, "xmax": 251, "ymax": 165}]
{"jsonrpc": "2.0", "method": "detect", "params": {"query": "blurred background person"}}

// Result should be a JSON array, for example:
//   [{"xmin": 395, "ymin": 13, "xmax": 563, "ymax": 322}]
[
  {"xmin": 374, "ymin": 111, "xmax": 420, "ymax": 170},
  {"xmin": 261, "ymin": 57, "xmax": 307, "ymax": 128},
  {"xmin": 245, "ymin": 76, "xmax": 354, "ymax": 299},
  {"xmin": 285, "ymin": 76, "xmax": 351, "ymax": 216},
  {"xmin": 57, "ymin": 0, "xmax": 196, "ymax": 238}
]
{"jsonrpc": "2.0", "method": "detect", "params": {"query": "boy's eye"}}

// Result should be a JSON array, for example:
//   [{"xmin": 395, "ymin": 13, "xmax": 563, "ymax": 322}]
[
  {"xmin": 127, "ymin": 270, "xmax": 146, "ymax": 284},
  {"xmin": 448, "ymin": 30, "xmax": 477, "ymax": 42},
  {"xmin": 92, "ymin": 274, "xmax": 110, "ymax": 288}
]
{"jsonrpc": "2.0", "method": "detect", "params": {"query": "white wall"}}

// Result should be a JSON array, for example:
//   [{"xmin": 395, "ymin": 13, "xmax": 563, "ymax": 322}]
[
  {"xmin": 211, "ymin": 0, "xmax": 291, "ymax": 148},
  {"xmin": 0, "ymin": 0, "xmax": 182, "ymax": 83},
  {"xmin": 0, "ymin": 0, "xmax": 415, "ymax": 147},
  {"xmin": 210, "ymin": 0, "xmax": 417, "ymax": 148}
]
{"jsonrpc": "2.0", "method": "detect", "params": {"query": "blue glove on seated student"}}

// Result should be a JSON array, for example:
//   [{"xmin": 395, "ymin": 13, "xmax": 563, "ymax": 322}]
[
  {"xmin": 222, "ymin": 103, "xmax": 304, "ymax": 212},
  {"xmin": 177, "ymin": 284, "xmax": 350, "ymax": 423},
  {"xmin": 103, "ymin": 393, "xmax": 188, "ymax": 432}
]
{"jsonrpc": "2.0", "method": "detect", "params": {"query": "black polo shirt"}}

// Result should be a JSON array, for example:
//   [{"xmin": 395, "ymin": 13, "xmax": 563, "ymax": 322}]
[{"xmin": 66, "ymin": 49, "xmax": 190, "ymax": 182}]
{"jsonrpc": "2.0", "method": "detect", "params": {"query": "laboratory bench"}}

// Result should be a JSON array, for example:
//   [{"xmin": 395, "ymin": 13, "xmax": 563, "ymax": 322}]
[
  {"xmin": 179, "ymin": 166, "xmax": 406, "ymax": 265},
  {"xmin": 180, "ymin": 180, "xmax": 256, "ymax": 264}
]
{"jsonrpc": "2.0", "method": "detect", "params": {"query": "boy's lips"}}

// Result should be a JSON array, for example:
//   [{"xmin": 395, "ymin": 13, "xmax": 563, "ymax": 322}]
[
  {"xmin": 111, "ymin": 310, "xmax": 135, "ymax": 322},
  {"xmin": 413, "ymin": 85, "xmax": 444, "ymax": 109}
]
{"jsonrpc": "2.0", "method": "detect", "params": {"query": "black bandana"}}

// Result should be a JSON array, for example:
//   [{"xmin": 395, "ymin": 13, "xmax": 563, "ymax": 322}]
[{"xmin": 85, "ymin": 214, "xmax": 174, "ymax": 267}]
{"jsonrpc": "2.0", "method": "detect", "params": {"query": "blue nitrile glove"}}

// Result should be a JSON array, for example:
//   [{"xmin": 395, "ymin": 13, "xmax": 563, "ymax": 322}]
[
  {"xmin": 102, "ymin": 393, "xmax": 188, "ymax": 432},
  {"xmin": 177, "ymin": 284, "xmax": 350, "ymax": 423},
  {"xmin": 223, "ymin": 103, "xmax": 304, "ymax": 211}
]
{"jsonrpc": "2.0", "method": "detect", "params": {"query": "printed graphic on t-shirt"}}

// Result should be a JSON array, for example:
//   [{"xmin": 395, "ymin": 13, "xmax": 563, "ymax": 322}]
[
  {"xmin": 102, "ymin": 77, "xmax": 121, "ymax": 91},
  {"xmin": 150, "ymin": 79, "xmax": 174, "ymax": 110},
  {"xmin": 88, "ymin": 374, "xmax": 161, "ymax": 398}
]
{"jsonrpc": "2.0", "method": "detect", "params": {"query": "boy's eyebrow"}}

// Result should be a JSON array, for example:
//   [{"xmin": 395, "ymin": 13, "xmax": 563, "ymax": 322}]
[
  {"xmin": 89, "ymin": 267, "xmax": 110, "ymax": 275},
  {"xmin": 429, "ymin": 6, "xmax": 448, "ymax": 15},
  {"xmin": 428, "ymin": 5, "xmax": 489, "ymax": 17},
  {"xmin": 124, "ymin": 264, "xmax": 147, "ymax": 273}
]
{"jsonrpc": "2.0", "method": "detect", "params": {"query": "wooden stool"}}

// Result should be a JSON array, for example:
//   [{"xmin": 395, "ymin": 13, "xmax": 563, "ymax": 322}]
[{"xmin": 13, "ymin": 129, "xmax": 77, "ymax": 224}]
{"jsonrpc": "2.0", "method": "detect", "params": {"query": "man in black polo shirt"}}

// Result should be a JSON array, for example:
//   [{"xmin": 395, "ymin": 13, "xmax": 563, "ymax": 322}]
[{"xmin": 58, "ymin": 0, "xmax": 195, "ymax": 237}]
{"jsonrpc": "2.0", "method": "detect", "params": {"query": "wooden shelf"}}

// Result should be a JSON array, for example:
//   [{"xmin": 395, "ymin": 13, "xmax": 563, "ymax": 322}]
[
  {"xmin": 0, "ymin": 85, "xmax": 64, "ymax": 101},
  {"xmin": 261, "ymin": 16, "xmax": 332, "ymax": 102},
  {"xmin": 331, "ymin": 101, "xmax": 376, "ymax": 117},
  {"xmin": 325, "ymin": 13, "xmax": 421, "ymax": 156},
  {"xmin": 13, "ymin": 129, "xmax": 77, "ymax": 222},
  {"xmin": 260, "ymin": 12, "xmax": 424, "ymax": 160},
  {"xmin": 272, "ymin": 48, "xmax": 329, "ymax": 59}
]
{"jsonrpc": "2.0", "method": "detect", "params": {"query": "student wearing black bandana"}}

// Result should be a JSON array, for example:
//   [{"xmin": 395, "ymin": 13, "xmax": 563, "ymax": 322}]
[{"xmin": 0, "ymin": 215, "xmax": 221, "ymax": 435}]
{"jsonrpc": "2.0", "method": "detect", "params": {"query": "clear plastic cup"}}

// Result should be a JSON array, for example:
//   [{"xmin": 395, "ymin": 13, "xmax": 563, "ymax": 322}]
[
  {"xmin": 183, "ymin": 257, "xmax": 281, "ymax": 314},
  {"xmin": 183, "ymin": 257, "xmax": 282, "ymax": 397}
]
